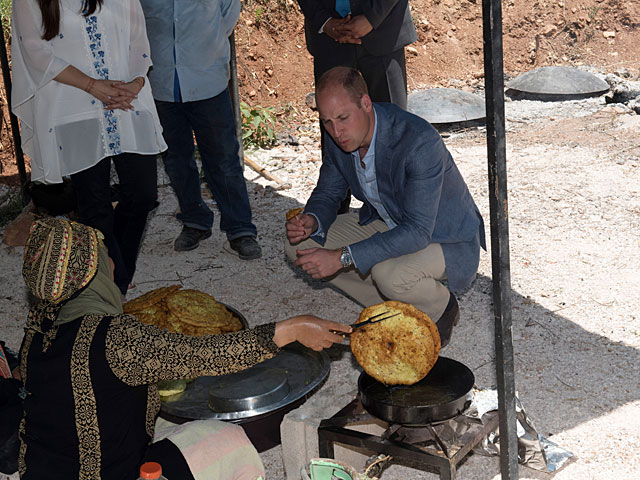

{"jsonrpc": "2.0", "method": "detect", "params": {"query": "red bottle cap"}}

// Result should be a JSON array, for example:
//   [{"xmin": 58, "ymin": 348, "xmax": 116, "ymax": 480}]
[{"xmin": 140, "ymin": 462, "xmax": 162, "ymax": 479}]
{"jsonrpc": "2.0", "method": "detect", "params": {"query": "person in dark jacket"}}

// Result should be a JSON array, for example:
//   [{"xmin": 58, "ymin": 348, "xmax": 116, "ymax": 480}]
[{"xmin": 297, "ymin": 0, "xmax": 417, "ymax": 109}]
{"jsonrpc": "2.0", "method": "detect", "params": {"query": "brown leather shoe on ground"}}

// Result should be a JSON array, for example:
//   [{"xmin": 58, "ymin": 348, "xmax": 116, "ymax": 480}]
[{"xmin": 436, "ymin": 293, "xmax": 460, "ymax": 348}]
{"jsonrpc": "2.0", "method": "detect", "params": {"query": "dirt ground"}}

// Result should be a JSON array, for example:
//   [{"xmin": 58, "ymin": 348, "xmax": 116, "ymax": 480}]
[{"xmin": 1, "ymin": 2, "xmax": 640, "ymax": 479}]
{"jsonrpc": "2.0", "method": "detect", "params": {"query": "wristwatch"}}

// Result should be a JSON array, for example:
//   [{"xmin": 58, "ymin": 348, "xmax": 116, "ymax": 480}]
[{"xmin": 339, "ymin": 246, "xmax": 353, "ymax": 268}]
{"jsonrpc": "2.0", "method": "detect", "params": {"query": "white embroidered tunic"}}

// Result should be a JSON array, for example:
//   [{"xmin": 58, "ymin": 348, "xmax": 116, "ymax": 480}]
[{"xmin": 11, "ymin": 0, "xmax": 167, "ymax": 183}]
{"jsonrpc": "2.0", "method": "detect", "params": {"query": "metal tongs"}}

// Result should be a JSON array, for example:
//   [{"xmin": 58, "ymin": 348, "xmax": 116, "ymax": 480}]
[
  {"xmin": 350, "ymin": 311, "xmax": 400, "ymax": 331},
  {"xmin": 331, "ymin": 311, "xmax": 400, "ymax": 337}
]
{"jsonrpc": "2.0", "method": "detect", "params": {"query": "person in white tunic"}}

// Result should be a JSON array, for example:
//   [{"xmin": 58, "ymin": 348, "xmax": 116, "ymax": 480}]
[{"xmin": 11, "ymin": 0, "xmax": 167, "ymax": 298}]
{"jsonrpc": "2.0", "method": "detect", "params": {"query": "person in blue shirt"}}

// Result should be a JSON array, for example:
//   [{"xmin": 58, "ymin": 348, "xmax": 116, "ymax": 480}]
[
  {"xmin": 139, "ymin": 0, "xmax": 261, "ymax": 258},
  {"xmin": 285, "ymin": 67, "xmax": 486, "ymax": 347}
]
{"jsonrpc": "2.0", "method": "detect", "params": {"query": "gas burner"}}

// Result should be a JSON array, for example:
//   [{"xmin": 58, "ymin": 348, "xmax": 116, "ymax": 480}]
[{"xmin": 318, "ymin": 398, "xmax": 499, "ymax": 480}]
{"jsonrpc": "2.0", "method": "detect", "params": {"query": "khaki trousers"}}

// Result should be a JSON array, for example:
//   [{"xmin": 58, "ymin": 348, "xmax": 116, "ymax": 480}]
[{"xmin": 285, "ymin": 213, "xmax": 450, "ymax": 321}]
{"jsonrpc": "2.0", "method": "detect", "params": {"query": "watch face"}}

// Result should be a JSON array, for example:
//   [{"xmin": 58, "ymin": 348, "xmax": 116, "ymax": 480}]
[{"xmin": 340, "ymin": 249, "xmax": 351, "ymax": 267}]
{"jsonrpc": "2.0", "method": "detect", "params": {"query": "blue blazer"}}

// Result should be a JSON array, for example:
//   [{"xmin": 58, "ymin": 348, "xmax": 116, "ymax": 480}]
[{"xmin": 306, "ymin": 103, "xmax": 486, "ymax": 292}]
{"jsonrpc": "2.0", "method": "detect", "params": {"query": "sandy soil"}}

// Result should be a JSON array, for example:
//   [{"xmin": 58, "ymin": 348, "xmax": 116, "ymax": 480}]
[{"xmin": 2, "ymin": 76, "xmax": 640, "ymax": 479}]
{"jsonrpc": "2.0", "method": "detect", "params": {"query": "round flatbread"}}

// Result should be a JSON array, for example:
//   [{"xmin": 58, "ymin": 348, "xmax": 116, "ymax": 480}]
[
  {"xmin": 167, "ymin": 311, "xmax": 228, "ymax": 336},
  {"xmin": 218, "ymin": 316, "xmax": 243, "ymax": 333},
  {"xmin": 135, "ymin": 304, "xmax": 170, "ymax": 331},
  {"xmin": 350, "ymin": 301, "xmax": 441, "ymax": 386},
  {"xmin": 123, "ymin": 285, "xmax": 182, "ymax": 313},
  {"xmin": 166, "ymin": 289, "xmax": 233, "ymax": 327},
  {"xmin": 285, "ymin": 207, "xmax": 304, "ymax": 221},
  {"xmin": 157, "ymin": 379, "xmax": 187, "ymax": 397}
]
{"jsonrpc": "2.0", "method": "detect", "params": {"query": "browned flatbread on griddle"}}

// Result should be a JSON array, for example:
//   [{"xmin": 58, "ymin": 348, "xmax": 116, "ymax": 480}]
[
  {"xmin": 285, "ymin": 207, "xmax": 304, "ymax": 221},
  {"xmin": 123, "ymin": 285, "xmax": 182, "ymax": 313},
  {"xmin": 350, "ymin": 301, "xmax": 441, "ymax": 385}
]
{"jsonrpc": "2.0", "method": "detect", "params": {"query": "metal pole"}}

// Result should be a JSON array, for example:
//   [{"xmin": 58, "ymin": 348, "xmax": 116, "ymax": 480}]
[
  {"xmin": 228, "ymin": 31, "xmax": 244, "ymax": 168},
  {"xmin": 0, "ymin": 26, "xmax": 28, "ymax": 203},
  {"xmin": 481, "ymin": 0, "xmax": 518, "ymax": 478}
]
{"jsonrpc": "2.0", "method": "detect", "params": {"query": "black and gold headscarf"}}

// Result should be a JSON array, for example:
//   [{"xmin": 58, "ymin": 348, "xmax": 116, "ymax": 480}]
[{"xmin": 22, "ymin": 218, "xmax": 122, "ymax": 351}]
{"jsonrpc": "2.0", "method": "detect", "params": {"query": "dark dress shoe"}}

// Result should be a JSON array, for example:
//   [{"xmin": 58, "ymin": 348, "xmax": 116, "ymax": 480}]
[
  {"xmin": 174, "ymin": 226, "xmax": 212, "ymax": 252},
  {"xmin": 229, "ymin": 236, "xmax": 262, "ymax": 260},
  {"xmin": 436, "ymin": 293, "xmax": 460, "ymax": 348}
]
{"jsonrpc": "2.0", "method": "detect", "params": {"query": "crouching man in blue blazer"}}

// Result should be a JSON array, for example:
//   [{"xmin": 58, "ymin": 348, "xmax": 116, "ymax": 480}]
[{"xmin": 285, "ymin": 67, "xmax": 485, "ymax": 347}]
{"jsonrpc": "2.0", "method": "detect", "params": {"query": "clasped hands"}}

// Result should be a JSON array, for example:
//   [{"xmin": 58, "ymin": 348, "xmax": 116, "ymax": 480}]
[
  {"xmin": 86, "ymin": 77, "xmax": 145, "ymax": 111},
  {"xmin": 286, "ymin": 213, "xmax": 344, "ymax": 279},
  {"xmin": 324, "ymin": 15, "xmax": 373, "ymax": 44}
]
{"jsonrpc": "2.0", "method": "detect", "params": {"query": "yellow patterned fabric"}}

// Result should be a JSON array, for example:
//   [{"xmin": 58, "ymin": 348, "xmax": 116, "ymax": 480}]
[
  {"xmin": 70, "ymin": 315, "xmax": 104, "ymax": 479},
  {"xmin": 23, "ymin": 218, "xmax": 100, "ymax": 304},
  {"xmin": 22, "ymin": 218, "xmax": 101, "ymax": 351}
]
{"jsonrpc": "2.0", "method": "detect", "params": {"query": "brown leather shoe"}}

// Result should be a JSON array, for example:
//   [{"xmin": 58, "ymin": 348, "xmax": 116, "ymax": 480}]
[{"xmin": 436, "ymin": 293, "xmax": 460, "ymax": 348}]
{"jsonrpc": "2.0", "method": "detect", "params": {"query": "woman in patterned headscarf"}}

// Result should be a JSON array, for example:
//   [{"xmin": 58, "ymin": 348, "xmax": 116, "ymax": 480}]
[{"xmin": 19, "ymin": 218, "xmax": 350, "ymax": 480}]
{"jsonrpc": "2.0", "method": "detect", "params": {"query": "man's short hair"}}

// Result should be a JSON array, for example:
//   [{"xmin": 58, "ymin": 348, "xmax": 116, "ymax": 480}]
[{"xmin": 316, "ymin": 67, "xmax": 369, "ymax": 106}]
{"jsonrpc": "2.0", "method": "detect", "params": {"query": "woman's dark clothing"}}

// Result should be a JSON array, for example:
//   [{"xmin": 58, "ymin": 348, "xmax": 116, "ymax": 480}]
[
  {"xmin": 71, "ymin": 153, "xmax": 159, "ymax": 295},
  {"xmin": 19, "ymin": 314, "xmax": 277, "ymax": 479}
]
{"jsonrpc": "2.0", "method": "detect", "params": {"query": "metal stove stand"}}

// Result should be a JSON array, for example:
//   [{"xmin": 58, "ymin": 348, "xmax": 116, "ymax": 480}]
[{"xmin": 318, "ymin": 398, "xmax": 499, "ymax": 480}]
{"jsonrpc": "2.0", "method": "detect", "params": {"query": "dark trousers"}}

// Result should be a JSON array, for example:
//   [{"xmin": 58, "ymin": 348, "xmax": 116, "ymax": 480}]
[
  {"xmin": 155, "ymin": 89, "xmax": 257, "ymax": 240},
  {"xmin": 71, "ymin": 154, "xmax": 158, "ymax": 294}
]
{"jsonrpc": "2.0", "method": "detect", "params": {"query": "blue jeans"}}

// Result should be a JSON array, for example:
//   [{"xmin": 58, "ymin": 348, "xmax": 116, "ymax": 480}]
[{"xmin": 155, "ymin": 89, "xmax": 257, "ymax": 240}]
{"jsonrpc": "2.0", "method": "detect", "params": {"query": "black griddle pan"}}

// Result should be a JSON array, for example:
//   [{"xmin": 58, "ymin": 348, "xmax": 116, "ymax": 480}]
[{"xmin": 358, "ymin": 356, "xmax": 474, "ymax": 425}]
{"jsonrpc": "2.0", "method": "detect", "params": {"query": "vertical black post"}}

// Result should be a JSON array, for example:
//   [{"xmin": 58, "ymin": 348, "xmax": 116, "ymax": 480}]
[
  {"xmin": 0, "ymin": 27, "xmax": 28, "ymax": 202},
  {"xmin": 228, "ymin": 32, "xmax": 244, "ymax": 168},
  {"xmin": 481, "ymin": 0, "xmax": 518, "ymax": 478}
]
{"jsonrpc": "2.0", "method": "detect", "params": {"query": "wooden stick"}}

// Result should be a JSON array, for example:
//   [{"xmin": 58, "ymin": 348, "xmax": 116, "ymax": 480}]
[{"xmin": 244, "ymin": 155, "xmax": 291, "ymax": 189}]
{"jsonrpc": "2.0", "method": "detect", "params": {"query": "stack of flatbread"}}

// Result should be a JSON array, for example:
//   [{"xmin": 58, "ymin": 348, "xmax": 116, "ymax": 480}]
[
  {"xmin": 123, "ymin": 285, "xmax": 243, "ymax": 336},
  {"xmin": 350, "ymin": 301, "xmax": 441, "ymax": 386}
]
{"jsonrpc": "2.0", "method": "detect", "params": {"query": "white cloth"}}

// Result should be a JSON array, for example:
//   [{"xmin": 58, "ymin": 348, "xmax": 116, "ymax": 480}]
[
  {"xmin": 11, "ymin": 0, "xmax": 167, "ymax": 183},
  {"xmin": 154, "ymin": 417, "xmax": 266, "ymax": 480}
]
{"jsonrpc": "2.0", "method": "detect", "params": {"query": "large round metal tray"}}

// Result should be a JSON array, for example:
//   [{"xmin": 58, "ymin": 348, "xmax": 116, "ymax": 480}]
[
  {"xmin": 359, "ymin": 356, "xmax": 474, "ymax": 425},
  {"xmin": 506, "ymin": 66, "xmax": 609, "ymax": 96},
  {"xmin": 208, "ymin": 367, "xmax": 290, "ymax": 413},
  {"xmin": 408, "ymin": 88, "xmax": 486, "ymax": 124},
  {"xmin": 160, "ymin": 341, "xmax": 330, "ymax": 421}
]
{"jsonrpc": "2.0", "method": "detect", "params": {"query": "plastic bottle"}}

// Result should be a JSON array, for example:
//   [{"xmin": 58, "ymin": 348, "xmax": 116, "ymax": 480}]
[{"xmin": 138, "ymin": 462, "xmax": 168, "ymax": 480}]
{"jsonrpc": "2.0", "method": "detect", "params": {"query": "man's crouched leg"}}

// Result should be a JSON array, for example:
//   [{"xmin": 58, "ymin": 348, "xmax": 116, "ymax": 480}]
[{"xmin": 370, "ymin": 243, "xmax": 459, "ymax": 345}]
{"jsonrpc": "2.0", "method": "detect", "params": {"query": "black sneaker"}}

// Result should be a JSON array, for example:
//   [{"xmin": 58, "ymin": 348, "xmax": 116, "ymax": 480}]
[
  {"xmin": 174, "ymin": 226, "xmax": 212, "ymax": 252},
  {"xmin": 228, "ymin": 236, "xmax": 262, "ymax": 260},
  {"xmin": 436, "ymin": 293, "xmax": 460, "ymax": 348}
]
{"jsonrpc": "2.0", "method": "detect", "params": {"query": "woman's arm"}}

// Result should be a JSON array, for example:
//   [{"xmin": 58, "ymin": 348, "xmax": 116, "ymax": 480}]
[
  {"xmin": 11, "ymin": 0, "xmax": 69, "ymax": 93},
  {"xmin": 106, "ymin": 314, "xmax": 350, "ymax": 386},
  {"xmin": 54, "ymin": 65, "xmax": 136, "ymax": 110},
  {"xmin": 273, "ymin": 315, "xmax": 350, "ymax": 351},
  {"xmin": 12, "ymin": 0, "xmax": 134, "ymax": 110}
]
